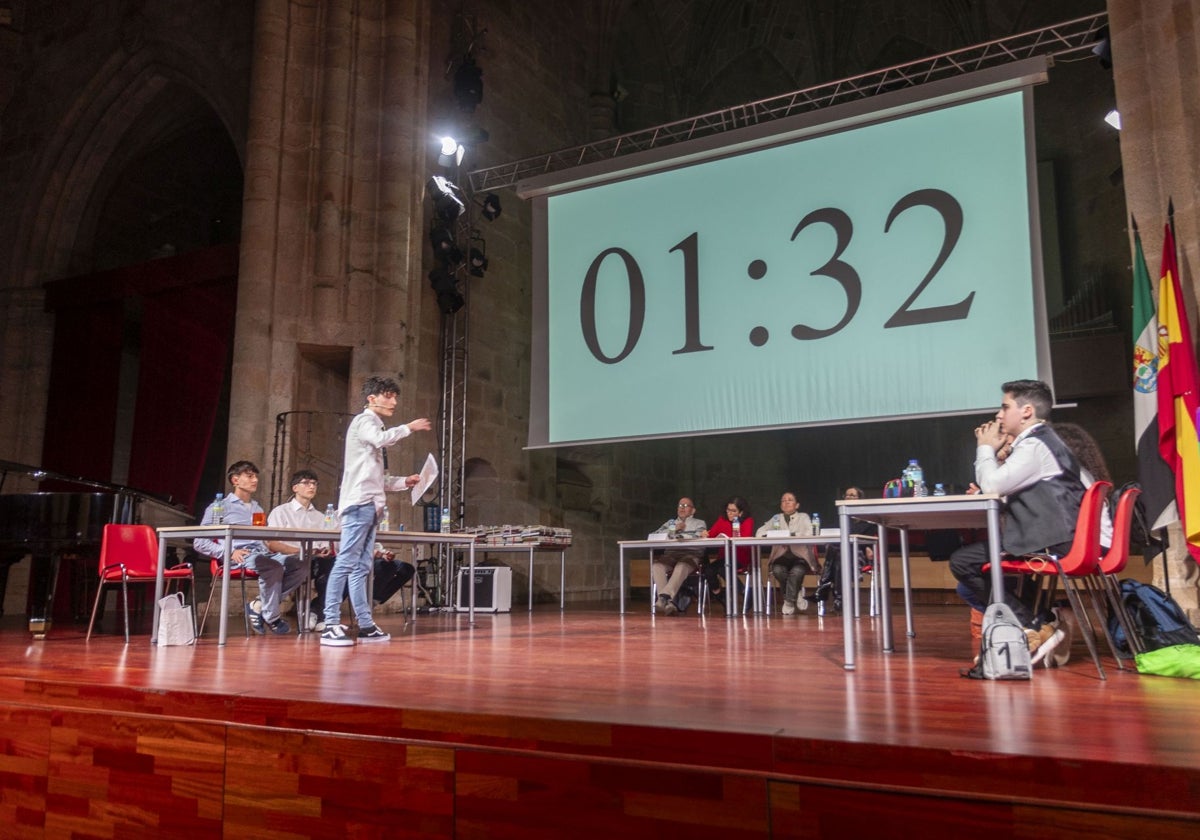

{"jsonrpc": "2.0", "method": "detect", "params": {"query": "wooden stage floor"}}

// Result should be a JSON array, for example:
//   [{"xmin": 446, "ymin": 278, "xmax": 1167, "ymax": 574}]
[{"xmin": 1, "ymin": 602, "xmax": 1198, "ymax": 837}]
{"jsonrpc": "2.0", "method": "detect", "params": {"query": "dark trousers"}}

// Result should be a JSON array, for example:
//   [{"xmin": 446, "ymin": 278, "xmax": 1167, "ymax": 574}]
[
  {"xmin": 312, "ymin": 555, "xmax": 414, "ymax": 607},
  {"xmin": 949, "ymin": 540, "xmax": 1069, "ymax": 628}
]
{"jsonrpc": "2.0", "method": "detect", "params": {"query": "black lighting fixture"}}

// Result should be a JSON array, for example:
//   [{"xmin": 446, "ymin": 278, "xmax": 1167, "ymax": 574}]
[
  {"xmin": 454, "ymin": 55, "xmax": 483, "ymax": 112},
  {"xmin": 468, "ymin": 246, "xmax": 488, "ymax": 278},
  {"xmin": 480, "ymin": 192, "xmax": 502, "ymax": 221},
  {"xmin": 427, "ymin": 175, "xmax": 466, "ymax": 221},
  {"xmin": 429, "ymin": 224, "xmax": 456, "ymax": 254},
  {"xmin": 428, "ymin": 267, "xmax": 464, "ymax": 314}
]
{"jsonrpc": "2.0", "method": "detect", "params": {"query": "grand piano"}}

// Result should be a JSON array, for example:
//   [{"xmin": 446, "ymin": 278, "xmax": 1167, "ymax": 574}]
[{"xmin": 0, "ymin": 460, "xmax": 192, "ymax": 638}]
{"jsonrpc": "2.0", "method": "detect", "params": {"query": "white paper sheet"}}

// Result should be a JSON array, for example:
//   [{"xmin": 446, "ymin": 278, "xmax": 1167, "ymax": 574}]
[{"xmin": 410, "ymin": 453, "xmax": 439, "ymax": 505}]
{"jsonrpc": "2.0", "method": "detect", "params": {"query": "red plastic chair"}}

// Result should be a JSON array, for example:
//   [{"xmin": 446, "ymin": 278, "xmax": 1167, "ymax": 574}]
[
  {"xmin": 199, "ymin": 558, "xmax": 260, "ymax": 637},
  {"xmin": 984, "ymin": 480, "xmax": 1112, "ymax": 678},
  {"xmin": 1098, "ymin": 486, "xmax": 1143, "ymax": 656},
  {"xmin": 87, "ymin": 524, "xmax": 195, "ymax": 643}
]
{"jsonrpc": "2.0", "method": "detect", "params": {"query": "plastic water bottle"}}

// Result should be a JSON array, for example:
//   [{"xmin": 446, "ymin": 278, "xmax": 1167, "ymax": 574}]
[
  {"xmin": 933, "ymin": 483, "xmax": 947, "ymax": 497},
  {"xmin": 379, "ymin": 506, "xmax": 389, "ymax": 532},
  {"xmin": 731, "ymin": 515, "xmax": 741, "ymax": 537},
  {"xmin": 323, "ymin": 503, "xmax": 335, "ymax": 528},
  {"xmin": 906, "ymin": 459, "xmax": 926, "ymax": 496},
  {"xmin": 811, "ymin": 512, "xmax": 821, "ymax": 535},
  {"xmin": 440, "ymin": 507, "xmax": 451, "ymax": 533},
  {"xmin": 211, "ymin": 492, "xmax": 224, "ymax": 525}
]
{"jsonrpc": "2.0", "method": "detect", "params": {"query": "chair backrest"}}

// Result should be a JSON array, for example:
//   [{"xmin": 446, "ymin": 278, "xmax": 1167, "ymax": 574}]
[
  {"xmin": 1057, "ymin": 480, "xmax": 1112, "ymax": 575},
  {"xmin": 98, "ymin": 523, "xmax": 160, "ymax": 577},
  {"xmin": 1099, "ymin": 486, "xmax": 1142, "ymax": 575}
]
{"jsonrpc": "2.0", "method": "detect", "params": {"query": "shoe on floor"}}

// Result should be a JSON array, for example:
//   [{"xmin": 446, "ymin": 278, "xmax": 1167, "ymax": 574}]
[
  {"xmin": 796, "ymin": 586, "xmax": 808, "ymax": 611},
  {"xmin": 306, "ymin": 609, "xmax": 319, "ymax": 632},
  {"xmin": 1051, "ymin": 606, "xmax": 1076, "ymax": 667},
  {"xmin": 358, "ymin": 624, "xmax": 391, "ymax": 643},
  {"xmin": 1031, "ymin": 628, "xmax": 1066, "ymax": 667},
  {"xmin": 265, "ymin": 617, "xmax": 291, "ymax": 635},
  {"xmin": 654, "ymin": 595, "xmax": 670, "ymax": 615},
  {"xmin": 245, "ymin": 599, "xmax": 265, "ymax": 635},
  {"xmin": 320, "ymin": 624, "xmax": 355, "ymax": 647},
  {"xmin": 781, "ymin": 599, "xmax": 796, "ymax": 616},
  {"xmin": 1025, "ymin": 622, "xmax": 1058, "ymax": 655},
  {"xmin": 663, "ymin": 599, "xmax": 679, "ymax": 617}
]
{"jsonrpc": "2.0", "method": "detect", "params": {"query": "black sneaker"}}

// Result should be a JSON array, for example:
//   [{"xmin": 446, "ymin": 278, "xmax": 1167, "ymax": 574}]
[
  {"xmin": 319, "ymin": 624, "xmax": 355, "ymax": 647},
  {"xmin": 265, "ymin": 617, "xmax": 291, "ymax": 635},
  {"xmin": 245, "ymin": 600, "xmax": 265, "ymax": 635},
  {"xmin": 358, "ymin": 625, "xmax": 391, "ymax": 643}
]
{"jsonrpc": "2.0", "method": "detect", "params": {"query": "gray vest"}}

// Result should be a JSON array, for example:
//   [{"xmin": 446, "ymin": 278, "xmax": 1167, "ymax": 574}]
[{"xmin": 1000, "ymin": 425, "xmax": 1086, "ymax": 556}]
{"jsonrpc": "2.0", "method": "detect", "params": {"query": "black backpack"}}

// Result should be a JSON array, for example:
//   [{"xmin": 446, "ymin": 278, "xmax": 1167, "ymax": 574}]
[{"xmin": 1109, "ymin": 579, "xmax": 1200, "ymax": 656}]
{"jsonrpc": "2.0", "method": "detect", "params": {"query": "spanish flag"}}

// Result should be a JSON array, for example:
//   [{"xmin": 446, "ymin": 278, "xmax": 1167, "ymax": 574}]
[{"xmin": 1156, "ymin": 222, "xmax": 1200, "ymax": 561}]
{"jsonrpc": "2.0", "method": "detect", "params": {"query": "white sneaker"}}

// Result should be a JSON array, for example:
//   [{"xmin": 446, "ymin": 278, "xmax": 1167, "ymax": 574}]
[
  {"xmin": 320, "ymin": 624, "xmax": 355, "ymax": 647},
  {"xmin": 781, "ymin": 599, "xmax": 796, "ymax": 615},
  {"xmin": 306, "ymin": 610, "xmax": 318, "ymax": 632},
  {"xmin": 797, "ymin": 586, "xmax": 808, "ymax": 610}
]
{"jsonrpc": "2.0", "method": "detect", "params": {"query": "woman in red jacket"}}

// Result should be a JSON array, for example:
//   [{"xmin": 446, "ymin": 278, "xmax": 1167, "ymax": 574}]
[{"xmin": 702, "ymin": 496, "xmax": 755, "ymax": 612}]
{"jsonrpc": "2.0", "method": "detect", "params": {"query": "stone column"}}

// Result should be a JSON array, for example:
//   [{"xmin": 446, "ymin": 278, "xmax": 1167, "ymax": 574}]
[
  {"xmin": 1109, "ymin": 0, "xmax": 1200, "ymax": 621},
  {"xmin": 231, "ymin": 0, "xmax": 433, "ymax": 487}
]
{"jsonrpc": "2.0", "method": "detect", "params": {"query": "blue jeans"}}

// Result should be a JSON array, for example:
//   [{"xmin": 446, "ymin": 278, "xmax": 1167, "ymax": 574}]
[{"xmin": 324, "ymin": 503, "xmax": 377, "ymax": 628}]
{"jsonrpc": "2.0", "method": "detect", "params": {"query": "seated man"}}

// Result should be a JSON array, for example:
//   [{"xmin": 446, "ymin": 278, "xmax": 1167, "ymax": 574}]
[
  {"xmin": 266, "ymin": 468, "xmax": 336, "ymax": 630},
  {"xmin": 757, "ymin": 491, "xmax": 817, "ymax": 615},
  {"xmin": 194, "ymin": 460, "xmax": 306, "ymax": 635},
  {"xmin": 650, "ymin": 497, "xmax": 707, "ymax": 616},
  {"xmin": 949, "ymin": 379, "xmax": 1085, "ymax": 664}
]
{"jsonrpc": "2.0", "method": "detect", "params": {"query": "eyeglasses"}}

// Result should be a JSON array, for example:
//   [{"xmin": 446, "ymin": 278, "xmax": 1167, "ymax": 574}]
[
  {"xmin": 725, "ymin": 508, "xmax": 740, "ymax": 513},
  {"xmin": 296, "ymin": 479, "xmax": 318, "ymax": 486},
  {"xmin": 677, "ymin": 504, "xmax": 693, "ymax": 508}
]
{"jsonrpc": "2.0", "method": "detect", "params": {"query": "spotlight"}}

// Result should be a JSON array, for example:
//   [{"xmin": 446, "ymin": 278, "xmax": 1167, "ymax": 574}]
[
  {"xmin": 427, "ymin": 175, "xmax": 465, "ymax": 221},
  {"xmin": 1104, "ymin": 109, "xmax": 1121, "ymax": 130},
  {"xmin": 438, "ymin": 136, "xmax": 465, "ymax": 167},
  {"xmin": 480, "ymin": 193, "xmax": 502, "ymax": 221},
  {"xmin": 468, "ymin": 247, "xmax": 488, "ymax": 278},
  {"xmin": 429, "ymin": 268, "xmax": 464, "ymax": 314},
  {"xmin": 1092, "ymin": 26, "xmax": 1112, "ymax": 70},
  {"xmin": 454, "ymin": 56, "xmax": 483, "ymax": 112}
]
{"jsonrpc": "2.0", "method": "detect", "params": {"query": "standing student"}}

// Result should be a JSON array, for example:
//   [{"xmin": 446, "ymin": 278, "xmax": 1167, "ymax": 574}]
[{"xmin": 321, "ymin": 376, "xmax": 431, "ymax": 647}]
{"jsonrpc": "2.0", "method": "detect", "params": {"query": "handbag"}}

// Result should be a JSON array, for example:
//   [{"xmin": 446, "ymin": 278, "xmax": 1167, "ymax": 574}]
[{"xmin": 157, "ymin": 591, "xmax": 196, "ymax": 646}]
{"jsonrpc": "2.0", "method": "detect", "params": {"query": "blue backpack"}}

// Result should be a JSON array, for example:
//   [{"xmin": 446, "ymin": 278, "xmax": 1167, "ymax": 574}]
[{"xmin": 1110, "ymin": 579, "xmax": 1200, "ymax": 656}]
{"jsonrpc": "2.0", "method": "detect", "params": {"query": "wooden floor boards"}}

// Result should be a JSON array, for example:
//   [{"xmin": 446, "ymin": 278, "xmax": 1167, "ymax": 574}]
[{"xmin": 1, "ymin": 603, "xmax": 1198, "ymax": 837}]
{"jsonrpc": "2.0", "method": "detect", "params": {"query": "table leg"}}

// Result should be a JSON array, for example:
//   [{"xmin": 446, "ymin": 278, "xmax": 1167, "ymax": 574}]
[
  {"xmin": 619, "ymin": 545, "xmax": 626, "ymax": 614},
  {"xmin": 528, "ymin": 548, "xmax": 534, "ymax": 612},
  {"xmin": 986, "ymin": 504, "xmax": 1004, "ymax": 602},
  {"xmin": 839, "ymin": 510, "xmax": 855, "ymax": 670},
  {"xmin": 900, "ymin": 527, "xmax": 915, "ymax": 638},
  {"xmin": 218, "ymin": 533, "xmax": 232, "ymax": 646},
  {"xmin": 152, "ymin": 535, "xmax": 167, "ymax": 645},
  {"xmin": 559, "ymin": 550, "xmax": 566, "ymax": 610},
  {"xmin": 878, "ymin": 524, "xmax": 894, "ymax": 653},
  {"xmin": 467, "ymin": 542, "xmax": 476, "ymax": 626}
]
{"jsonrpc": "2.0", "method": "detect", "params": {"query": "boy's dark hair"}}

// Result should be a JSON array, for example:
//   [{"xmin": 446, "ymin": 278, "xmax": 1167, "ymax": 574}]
[
  {"xmin": 227, "ymin": 460, "xmax": 260, "ymax": 482},
  {"xmin": 290, "ymin": 468, "xmax": 319, "ymax": 488},
  {"xmin": 362, "ymin": 375, "xmax": 401, "ymax": 400},
  {"xmin": 1002, "ymin": 379, "xmax": 1053, "ymax": 420}
]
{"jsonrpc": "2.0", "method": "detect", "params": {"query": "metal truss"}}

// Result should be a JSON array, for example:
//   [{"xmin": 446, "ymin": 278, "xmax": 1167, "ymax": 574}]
[{"xmin": 467, "ymin": 12, "xmax": 1107, "ymax": 193}]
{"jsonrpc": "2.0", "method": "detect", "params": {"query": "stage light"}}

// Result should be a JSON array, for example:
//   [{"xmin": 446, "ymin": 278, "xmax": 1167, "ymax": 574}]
[
  {"xmin": 430, "ymin": 225, "xmax": 456, "ymax": 253},
  {"xmin": 454, "ymin": 56, "xmax": 483, "ymax": 112},
  {"xmin": 468, "ymin": 247, "xmax": 488, "ymax": 278},
  {"xmin": 438, "ymin": 136, "xmax": 465, "ymax": 167},
  {"xmin": 480, "ymin": 193, "xmax": 502, "ymax": 221},
  {"xmin": 427, "ymin": 175, "xmax": 465, "ymax": 221},
  {"xmin": 429, "ymin": 268, "xmax": 464, "ymax": 314},
  {"xmin": 1104, "ymin": 109, "xmax": 1121, "ymax": 130}
]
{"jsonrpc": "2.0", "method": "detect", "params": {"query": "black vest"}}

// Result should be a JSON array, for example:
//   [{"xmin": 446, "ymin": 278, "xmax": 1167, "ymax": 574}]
[{"xmin": 1000, "ymin": 425, "xmax": 1086, "ymax": 556}]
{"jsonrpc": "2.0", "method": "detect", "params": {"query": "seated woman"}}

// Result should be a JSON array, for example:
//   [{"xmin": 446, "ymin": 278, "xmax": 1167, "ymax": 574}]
[
  {"xmin": 812, "ymin": 486, "xmax": 874, "ymax": 612},
  {"xmin": 701, "ymin": 496, "xmax": 755, "ymax": 612},
  {"xmin": 756, "ymin": 491, "xmax": 817, "ymax": 614}
]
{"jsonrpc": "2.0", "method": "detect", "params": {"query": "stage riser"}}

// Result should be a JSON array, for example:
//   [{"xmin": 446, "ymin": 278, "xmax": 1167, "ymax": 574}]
[{"xmin": 1, "ymin": 703, "xmax": 1196, "ymax": 838}]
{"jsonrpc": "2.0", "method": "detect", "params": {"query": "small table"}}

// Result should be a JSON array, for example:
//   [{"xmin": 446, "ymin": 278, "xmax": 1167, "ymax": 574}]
[
  {"xmin": 835, "ymin": 493, "xmax": 1002, "ymax": 670},
  {"xmin": 449, "ymin": 542, "xmax": 568, "ymax": 611},
  {"xmin": 616, "ymin": 537, "xmax": 733, "ymax": 615},
  {"xmin": 154, "ymin": 525, "xmax": 477, "ymax": 645},
  {"xmin": 730, "ymin": 532, "xmax": 878, "ymax": 614}
]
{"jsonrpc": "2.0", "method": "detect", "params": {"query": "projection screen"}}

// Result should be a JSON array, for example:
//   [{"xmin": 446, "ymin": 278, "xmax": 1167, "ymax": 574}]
[{"xmin": 520, "ymin": 58, "xmax": 1052, "ymax": 448}]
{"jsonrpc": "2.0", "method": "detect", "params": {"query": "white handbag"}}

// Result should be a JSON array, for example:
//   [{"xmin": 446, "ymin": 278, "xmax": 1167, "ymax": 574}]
[{"xmin": 156, "ymin": 592, "xmax": 196, "ymax": 646}]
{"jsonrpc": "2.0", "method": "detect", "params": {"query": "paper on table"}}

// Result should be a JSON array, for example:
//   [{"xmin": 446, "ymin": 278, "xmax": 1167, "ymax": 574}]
[{"xmin": 411, "ymin": 453, "xmax": 438, "ymax": 505}]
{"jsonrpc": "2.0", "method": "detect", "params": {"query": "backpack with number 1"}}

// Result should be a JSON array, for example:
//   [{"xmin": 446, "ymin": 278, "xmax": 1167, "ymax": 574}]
[{"xmin": 972, "ymin": 602, "xmax": 1032, "ymax": 680}]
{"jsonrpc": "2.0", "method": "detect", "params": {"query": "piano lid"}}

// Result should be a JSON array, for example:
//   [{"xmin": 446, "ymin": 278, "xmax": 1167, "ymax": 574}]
[{"xmin": 0, "ymin": 459, "xmax": 190, "ymax": 526}]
